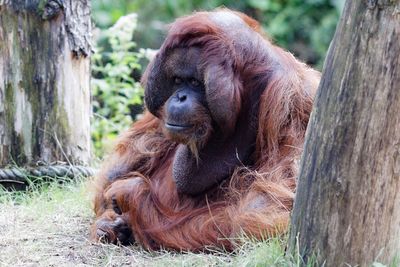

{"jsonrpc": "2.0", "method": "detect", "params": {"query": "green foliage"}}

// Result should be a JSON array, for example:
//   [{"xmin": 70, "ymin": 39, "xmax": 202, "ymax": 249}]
[
  {"xmin": 91, "ymin": 14, "xmax": 144, "ymax": 157},
  {"xmin": 256, "ymin": 0, "xmax": 343, "ymax": 67},
  {"xmin": 92, "ymin": 0, "xmax": 344, "ymax": 67}
]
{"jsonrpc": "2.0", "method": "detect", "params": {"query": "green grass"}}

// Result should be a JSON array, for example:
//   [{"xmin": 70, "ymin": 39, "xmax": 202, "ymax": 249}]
[
  {"xmin": 2, "ymin": 178, "xmax": 395, "ymax": 266},
  {"xmin": 0, "ymin": 178, "xmax": 300, "ymax": 267}
]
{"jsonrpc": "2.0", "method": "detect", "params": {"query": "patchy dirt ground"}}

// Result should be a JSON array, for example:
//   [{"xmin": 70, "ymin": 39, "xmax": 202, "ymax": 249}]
[{"xmin": 0, "ymin": 180, "xmax": 290, "ymax": 267}]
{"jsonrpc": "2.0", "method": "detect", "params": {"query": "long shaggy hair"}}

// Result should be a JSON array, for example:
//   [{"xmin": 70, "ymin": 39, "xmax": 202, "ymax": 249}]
[{"xmin": 91, "ymin": 9, "xmax": 320, "ymax": 251}]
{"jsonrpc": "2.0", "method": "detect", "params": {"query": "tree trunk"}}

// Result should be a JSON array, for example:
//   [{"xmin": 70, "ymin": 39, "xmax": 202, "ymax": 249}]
[
  {"xmin": 288, "ymin": 1, "xmax": 400, "ymax": 266},
  {"xmin": 0, "ymin": 0, "xmax": 91, "ymax": 169}
]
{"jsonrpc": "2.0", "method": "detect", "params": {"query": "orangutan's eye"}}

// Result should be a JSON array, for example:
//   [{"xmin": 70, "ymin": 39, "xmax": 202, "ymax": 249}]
[
  {"xmin": 174, "ymin": 77, "xmax": 183, "ymax": 85},
  {"xmin": 190, "ymin": 78, "xmax": 200, "ymax": 87}
]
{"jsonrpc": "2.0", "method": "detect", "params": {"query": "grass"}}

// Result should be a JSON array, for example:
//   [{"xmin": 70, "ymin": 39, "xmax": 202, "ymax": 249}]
[{"xmin": 0, "ymin": 177, "xmax": 299, "ymax": 267}]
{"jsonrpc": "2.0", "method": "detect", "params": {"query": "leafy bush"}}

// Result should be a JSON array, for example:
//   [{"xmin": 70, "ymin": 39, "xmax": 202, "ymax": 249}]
[{"xmin": 91, "ymin": 14, "xmax": 144, "ymax": 157}]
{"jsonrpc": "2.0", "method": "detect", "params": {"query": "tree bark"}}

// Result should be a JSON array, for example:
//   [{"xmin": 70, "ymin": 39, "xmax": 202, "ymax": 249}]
[
  {"xmin": 0, "ymin": 0, "xmax": 91, "ymax": 168},
  {"xmin": 288, "ymin": 1, "xmax": 400, "ymax": 266}
]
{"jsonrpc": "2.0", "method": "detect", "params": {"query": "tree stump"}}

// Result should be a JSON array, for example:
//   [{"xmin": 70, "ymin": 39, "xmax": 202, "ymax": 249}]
[
  {"xmin": 0, "ymin": 0, "xmax": 92, "ymax": 186},
  {"xmin": 288, "ymin": 0, "xmax": 400, "ymax": 266}
]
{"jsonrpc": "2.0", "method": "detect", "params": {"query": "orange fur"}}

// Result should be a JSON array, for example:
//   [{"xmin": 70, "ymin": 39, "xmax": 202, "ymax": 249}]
[{"xmin": 91, "ymin": 9, "xmax": 320, "ymax": 251}]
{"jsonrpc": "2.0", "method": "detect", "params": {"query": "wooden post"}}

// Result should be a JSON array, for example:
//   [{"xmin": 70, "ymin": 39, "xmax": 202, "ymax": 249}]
[
  {"xmin": 0, "ymin": 0, "xmax": 91, "ymax": 173},
  {"xmin": 288, "ymin": 1, "xmax": 400, "ymax": 266}
]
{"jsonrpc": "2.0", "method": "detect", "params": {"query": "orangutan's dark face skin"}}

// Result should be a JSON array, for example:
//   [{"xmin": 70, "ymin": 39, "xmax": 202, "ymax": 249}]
[{"xmin": 160, "ymin": 48, "xmax": 213, "ymax": 151}]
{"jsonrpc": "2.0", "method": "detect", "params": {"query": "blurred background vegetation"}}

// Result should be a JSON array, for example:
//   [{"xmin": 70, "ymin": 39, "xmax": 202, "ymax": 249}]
[{"xmin": 91, "ymin": 0, "xmax": 344, "ymax": 157}]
